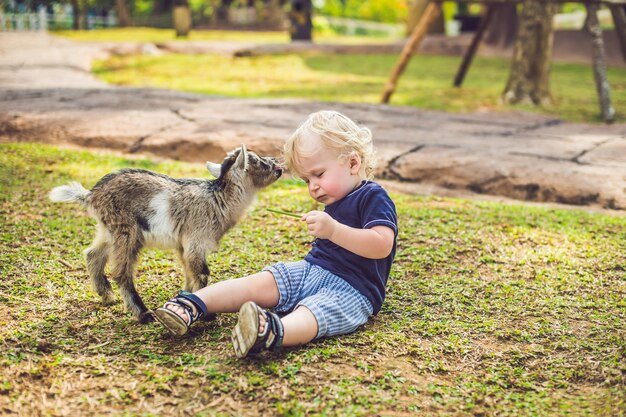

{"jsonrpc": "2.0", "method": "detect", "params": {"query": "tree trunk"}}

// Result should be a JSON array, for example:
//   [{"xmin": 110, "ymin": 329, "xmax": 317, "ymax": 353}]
[
  {"xmin": 484, "ymin": 3, "xmax": 517, "ymax": 48},
  {"xmin": 585, "ymin": 4, "xmax": 615, "ymax": 122},
  {"xmin": 152, "ymin": 0, "xmax": 173, "ymax": 16},
  {"xmin": 116, "ymin": 0, "xmax": 132, "ymax": 27},
  {"xmin": 173, "ymin": 5, "xmax": 192, "ymax": 37},
  {"xmin": 71, "ymin": 0, "xmax": 81, "ymax": 30},
  {"xmin": 289, "ymin": 0, "xmax": 312, "ymax": 41},
  {"xmin": 609, "ymin": 4, "xmax": 626, "ymax": 62},
  {"xmin": 502, "ymin": 2, "xmax": 558, "ymax": 105}
]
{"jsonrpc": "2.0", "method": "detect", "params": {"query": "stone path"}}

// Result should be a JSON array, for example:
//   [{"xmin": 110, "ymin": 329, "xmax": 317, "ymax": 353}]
[{"xmin": 1, "ymin": 32, "xmax": 625, "ymax": 210}]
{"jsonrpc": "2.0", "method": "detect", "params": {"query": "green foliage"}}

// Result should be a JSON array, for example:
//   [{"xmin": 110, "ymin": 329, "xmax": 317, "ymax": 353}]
[
  {"xmin": 1, "ymin": 143, "xmax": 625, "ymax": 415},
  {"xmin": 315, "ymin": 0, "xmax": 409, "ymax": 23}
]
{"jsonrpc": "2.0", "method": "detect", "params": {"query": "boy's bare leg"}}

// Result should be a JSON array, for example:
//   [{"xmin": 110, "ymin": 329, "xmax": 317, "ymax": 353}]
[
  {"xmin": 162, "ymin": 271, "xmax": 318, "ymax": 346},
  {"xmin": 163, "ymin": 271, "xmax": 279, "ymax": 317},
  {"xmin": 200, "ymin": 271, "xmax": 280, "ymax": 313},
  {"xmin": 279, "ymin": 306, "xmax": 318, "ymax": 346}
]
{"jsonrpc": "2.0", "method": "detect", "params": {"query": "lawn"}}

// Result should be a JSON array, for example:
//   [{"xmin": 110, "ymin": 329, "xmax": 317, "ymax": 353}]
[
  {"xmin": 1, "ymin": 143, "xmax": 624, "ymax": 416},
  {"xmin": 53, "ymin": 26, "xmax": 400, "ymax": 45},
  {"xmin": 91, "ymin": 51, "xmax": 626, "ymax": 124},
  {"xmin": 54, "ymin": 28, "xmax": 626, "ymax": 123},
  {"xmin": 54, "ymin": 27, "xmax": 291, "ymax": 43}
]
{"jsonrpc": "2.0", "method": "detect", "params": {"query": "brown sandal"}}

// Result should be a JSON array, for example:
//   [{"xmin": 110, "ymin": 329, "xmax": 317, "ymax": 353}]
[
  {"xmin": 153, "ymin": 291, "xmax": 209, "ymax": 336},
  {"xmin": 231, "ymin": 301, "xmax": 284, "ymax": 358}
]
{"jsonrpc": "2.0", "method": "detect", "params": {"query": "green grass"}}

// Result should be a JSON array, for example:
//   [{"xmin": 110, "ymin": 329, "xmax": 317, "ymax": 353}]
[
  {"xmin": 1, "ymin": 143, "xmax": 625, "ymax": 416},
  {"xmin": 55, "ymin": 27, "xmax": 626, "ymax": 123},
  {"xmin": 53, "ymin": 26, "xmax": 400, "ymax": 45},
  {"xmin": 91, "ymin": 52, "xmax": 626, "ymax": 123},
  {"xmin": 54, "ymin": 27, "xmax": 291, "ymax": 43}
]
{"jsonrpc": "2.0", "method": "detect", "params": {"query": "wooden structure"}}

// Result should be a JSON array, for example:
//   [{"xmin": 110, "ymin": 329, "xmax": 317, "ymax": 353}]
[{"xmin": 381, "ymin": 0, "xmax": 626, "ymax": 123}]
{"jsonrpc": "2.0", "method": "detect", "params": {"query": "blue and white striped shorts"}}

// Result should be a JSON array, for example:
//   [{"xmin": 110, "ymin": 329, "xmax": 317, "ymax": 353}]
[{"xmin": 264, "ymin": 260, "xmax": 373, "ymax": 339}]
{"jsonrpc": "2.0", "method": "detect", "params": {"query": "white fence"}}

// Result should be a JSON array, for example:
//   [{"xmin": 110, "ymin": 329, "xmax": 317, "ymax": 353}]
[
  {"xmin": 319, "ymin": 16, "xmax": 404, "ymax": 38},
  {"xmin": 1, "ymin": 9, "xmax": 48, "ymax": 31},
  {"xmin": 553, "ymin": 8, "xmax": 612, "ymax": 29},
  {"xmin": 0, "ymin": 10, "xmax": 116, "ymax": 31}
]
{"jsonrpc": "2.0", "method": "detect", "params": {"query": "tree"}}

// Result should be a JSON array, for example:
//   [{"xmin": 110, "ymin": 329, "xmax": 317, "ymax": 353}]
[
  {"xmin": 116, "ymin": 0, "xmax": 132, "ymax": 27},
  {"xmin": 71, "ymin": 0, "xmax": 82, "ymax": 29},
  {"xmin": 173, "ymin": 0, "xmax": 191, "ymax": 37},
  {"xmin": 484, "ymin": 4, "xmax": 517, "ymax": 48},
  {"xmin": 152, "ymin": 0, "xmax": 174, "ymax": 15},
  {"xmin": 289, "ymin": 0, "xmax": 312, "ymax": 41},
  {"xmin": 502, "ymin": 2, "xmax": 559, "ymax": 105},
  {"xmin": 586, "ymin": 3, "xmax": 615, "ymax": 122}
]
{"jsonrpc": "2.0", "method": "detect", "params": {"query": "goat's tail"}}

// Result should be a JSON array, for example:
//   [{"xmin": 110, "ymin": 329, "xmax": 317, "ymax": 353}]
[{"xmin": 49, "ymin": 182, "xmax": 91, "ymax": 205}]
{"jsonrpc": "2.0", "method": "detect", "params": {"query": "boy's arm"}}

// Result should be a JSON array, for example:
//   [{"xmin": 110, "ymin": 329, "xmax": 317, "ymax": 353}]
[{"xmin": 302, "ymin": 211, "xmax": 395, "ymax": 259}]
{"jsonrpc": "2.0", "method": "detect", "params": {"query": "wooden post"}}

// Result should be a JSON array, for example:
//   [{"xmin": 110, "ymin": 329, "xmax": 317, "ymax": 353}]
[
  {"xmin": 609, "ymin": 4, "xmax": 626, "ymax": 62},
  {"xmin": 454, "ymin": 4, "xmax": 497, "ymax": 87},
  {"xmin": 381, "ymin": 1, "xmax": 442, "ymax": 104},
  {"xmin": 585, "ymin": 3, "xmax": 615, "ymax": 123}
]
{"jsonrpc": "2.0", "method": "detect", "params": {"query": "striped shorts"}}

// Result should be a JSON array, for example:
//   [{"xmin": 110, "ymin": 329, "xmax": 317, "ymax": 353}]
[{"xmin": 264, "ymin": 260, "xmax": 373, "ymax": 339}]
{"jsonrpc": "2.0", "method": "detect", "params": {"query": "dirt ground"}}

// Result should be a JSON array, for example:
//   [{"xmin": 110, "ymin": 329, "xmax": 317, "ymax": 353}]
[{"xmin": 0, "ymin": 32, "xmax": 625, "ymax": 211}]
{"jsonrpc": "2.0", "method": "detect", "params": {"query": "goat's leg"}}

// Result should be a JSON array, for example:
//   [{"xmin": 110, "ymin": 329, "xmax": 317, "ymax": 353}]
[
  {"xmin": 110, "ymin": 234, "xmax": 152, "ymax": 323},
  {"xmin": 180, "ymin": 246, "xmax": 210, "ymax": 292},
  {"xmin": 85, "ymin": 225, "xmax": 116, "ymax": 305}
]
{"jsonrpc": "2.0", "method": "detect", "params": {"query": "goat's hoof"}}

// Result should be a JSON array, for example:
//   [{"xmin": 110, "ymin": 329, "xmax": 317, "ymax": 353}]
[
  {"xmin": 138, "ymin": 310, "xmax": 155, "ymax": 323},
  {"xmin": 101, "ymin": 292, "xmax": 117, "ymax": 305}
]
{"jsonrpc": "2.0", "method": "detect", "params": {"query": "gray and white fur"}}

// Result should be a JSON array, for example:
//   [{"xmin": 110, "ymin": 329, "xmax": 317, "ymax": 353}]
[{"xmin": 49, "ymin": 145, "xmax": 282, "ymax": 322}]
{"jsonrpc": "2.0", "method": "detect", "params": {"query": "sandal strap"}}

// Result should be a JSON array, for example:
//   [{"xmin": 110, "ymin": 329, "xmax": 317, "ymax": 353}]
[
  {"xmin": 174, "ymin": 291, "xmax": 209, "ymax": 320},
  {"xmin": 246, "ymin": 303, "xmax": 284, "ymax": 354},
  {"xmin": 264, "ymin": 310, "xmax": 284, "ymax": 352},
  {"xmin": 162, "ymin": 300, "xmax": 194, "ymax": 326}
]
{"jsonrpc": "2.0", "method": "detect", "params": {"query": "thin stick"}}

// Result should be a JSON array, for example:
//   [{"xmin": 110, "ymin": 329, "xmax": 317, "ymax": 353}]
[
  {"xmin": 58, "ymin": 259, "xmax": 73, "ymax": 269},
  {"xmin": 267, "ymin": 208, "xmax": 302, "ymax": 218}
]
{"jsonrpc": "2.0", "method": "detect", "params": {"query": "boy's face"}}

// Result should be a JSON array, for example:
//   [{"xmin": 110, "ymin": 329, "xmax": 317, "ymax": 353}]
[{"xmin": 296, "ymin": 134, "xmax": 363, "ymax": 205}]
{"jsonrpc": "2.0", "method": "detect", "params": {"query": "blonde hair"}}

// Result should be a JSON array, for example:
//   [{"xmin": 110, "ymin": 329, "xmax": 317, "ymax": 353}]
[{"xmin": 283, "ymin": 110, "xmax": 376, "ymax": 179}]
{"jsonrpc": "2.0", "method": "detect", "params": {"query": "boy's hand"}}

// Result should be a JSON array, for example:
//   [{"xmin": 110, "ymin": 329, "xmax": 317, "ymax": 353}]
[{"xmin": 302, "ymin": 210, "xmax": 338, "ymax": 240}]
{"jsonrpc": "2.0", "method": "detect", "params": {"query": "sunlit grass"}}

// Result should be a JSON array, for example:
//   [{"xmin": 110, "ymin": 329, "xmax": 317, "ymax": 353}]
[
  {"xmin": 54, "ymin": 27, "xmax": 626, "ymax": 122},
  {"xmin": 53, "ymin": 26, "xmax": 401, "ymax": 44},
  {"xmin": 1, "ymin": 142, "xmax": 624, "ymax": 415},
  {"xmin": 54, "ymin": 27, "xmax": 290, "ymax": 43},
  {"xmin": 93, "ymin": 52, "xmax": 626, "ymax": 123}
]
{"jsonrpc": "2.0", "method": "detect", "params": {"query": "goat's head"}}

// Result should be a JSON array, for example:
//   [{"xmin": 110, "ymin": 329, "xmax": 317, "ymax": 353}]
[{"xmin": 206, "ymin": 144, "xmax": 283, "ymax": 188}]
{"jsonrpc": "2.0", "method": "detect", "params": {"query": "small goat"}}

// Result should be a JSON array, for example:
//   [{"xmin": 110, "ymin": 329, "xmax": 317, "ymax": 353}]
[{"xmin": 49, "ymin": 145, "xmax": 282, "ymax": 322}]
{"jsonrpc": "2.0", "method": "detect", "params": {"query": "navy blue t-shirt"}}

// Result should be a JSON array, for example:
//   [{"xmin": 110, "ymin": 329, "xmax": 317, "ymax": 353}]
[{"xmin": 304, "ymin": 180, "xmax": 398, "ymax": 314}]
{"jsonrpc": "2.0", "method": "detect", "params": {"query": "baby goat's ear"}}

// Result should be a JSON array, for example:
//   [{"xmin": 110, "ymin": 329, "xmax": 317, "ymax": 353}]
[
  {"xmin": 234, "ymin": 144, "xmax": 248, "ymax": 171},
  {"xmin": 206, "ymin": 161, "xmax": 222, "ymax": 178}
]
